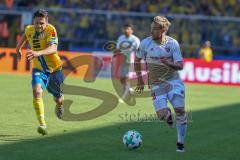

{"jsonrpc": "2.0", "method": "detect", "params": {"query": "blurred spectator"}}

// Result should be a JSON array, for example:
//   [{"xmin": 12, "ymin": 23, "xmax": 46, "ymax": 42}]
[
  {"xmin": 5, "ymin": 0, "xmax": 13, "ymax": 9},
  {"xmin": 0, "ymin": 17, "xmax": 9, "ymax": 47},
  {"xmin": 199, "ymin": 41, "xmax": 214, "ymax": 62},
  {"xmin": 16, "ymin": 30, "xmax": 21, "ymax": 45}
]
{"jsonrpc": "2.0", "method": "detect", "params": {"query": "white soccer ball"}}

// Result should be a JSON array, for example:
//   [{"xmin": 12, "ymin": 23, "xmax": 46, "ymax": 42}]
[{"xmin": 122, "ymin": 130, "xmax": 142, "ymax": 149}]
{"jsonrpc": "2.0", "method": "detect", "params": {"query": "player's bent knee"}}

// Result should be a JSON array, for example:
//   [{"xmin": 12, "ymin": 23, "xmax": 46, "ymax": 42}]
[
  {"xmin": 176, "ymin": 111, "xmax": 187, "ymax": 124},
  {"xmin": 175, "ymin": 107, "xmax": 185, "ymax": 114},
  {"xmin": 156, "ymin": 108, "xmax": 168, "ymax": 120},
  {"xmin": 55, "ymin": 97, "xmax": 63, "ymax": 106},
  {"xmin": 33, "ymin": 86, "xmax": 43, "ymax": 98}
]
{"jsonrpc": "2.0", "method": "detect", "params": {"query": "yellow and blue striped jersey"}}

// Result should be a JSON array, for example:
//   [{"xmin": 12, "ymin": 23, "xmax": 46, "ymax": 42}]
[{"xmin": 25, "ymin": 24, "xmax": 62, "ymax": 73}]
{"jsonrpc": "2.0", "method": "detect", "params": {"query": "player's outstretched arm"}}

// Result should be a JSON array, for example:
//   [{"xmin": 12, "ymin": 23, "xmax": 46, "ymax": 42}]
[
  {"xmin": 134, "ymin": 57, "xmax": 144, "ymax": 93},
  {"xmin": 16, "ymin": 34, "xmax": 27, "ymax": 60},
  {"xmin": 26, "ymin": 44, "xmax": 57, "ymax": 60}
]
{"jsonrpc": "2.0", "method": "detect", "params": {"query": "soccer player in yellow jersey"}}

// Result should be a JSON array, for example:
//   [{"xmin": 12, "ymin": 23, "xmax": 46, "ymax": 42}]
[{"xmin": 16, "ymin": 9, "xmax": 64, "ymax": 135}]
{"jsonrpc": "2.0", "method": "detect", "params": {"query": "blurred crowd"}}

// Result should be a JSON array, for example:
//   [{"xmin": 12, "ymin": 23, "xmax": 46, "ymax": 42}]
[
  {"xmin": 46, "ymin": 11, "xmax": 240, "ymax": 57},
  {"xmin": 0, "ymin": 0, "xmax": 240, "ymax": 57},
  {"xmin": 4, "ymin": 0, "xmax": 240, "ymax": 17}
]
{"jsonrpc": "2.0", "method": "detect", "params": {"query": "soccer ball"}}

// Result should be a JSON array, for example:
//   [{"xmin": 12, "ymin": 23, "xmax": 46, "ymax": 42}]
[{"xmin": 122, "ymin": 130, "xmax": 142, "ymax": 149}]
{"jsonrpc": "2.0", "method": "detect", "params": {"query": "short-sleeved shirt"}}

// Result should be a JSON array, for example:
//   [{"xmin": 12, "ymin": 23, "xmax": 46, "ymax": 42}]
[
  {"xmin": 136, "ymin": 36, "xmax": 183, "ymax": 85},
  {"xmin": 25, "ymin": 24, "xmax": 62, "ymax": 73}
]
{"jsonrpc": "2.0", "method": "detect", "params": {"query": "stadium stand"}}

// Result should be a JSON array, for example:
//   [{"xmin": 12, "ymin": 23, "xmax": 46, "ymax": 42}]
[{"xmin": 0, "ymin": 0, "xmax": 240, "ymax": 58}]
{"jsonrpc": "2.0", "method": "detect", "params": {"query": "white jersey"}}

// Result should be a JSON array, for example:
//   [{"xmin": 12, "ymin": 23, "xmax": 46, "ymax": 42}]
[
  {"xmin": 136, "ymin": 36, "xmax": 183, "ymax": 85},
  {"xmin": 117, "ymin": 34, "xmax": 140, "ymax": 62}
]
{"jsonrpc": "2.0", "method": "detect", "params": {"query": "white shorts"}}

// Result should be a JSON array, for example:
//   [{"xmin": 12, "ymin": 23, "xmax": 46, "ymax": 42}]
[{"xmin": 151, "ymin": 80, "xmax": 185, "ymax": 111}]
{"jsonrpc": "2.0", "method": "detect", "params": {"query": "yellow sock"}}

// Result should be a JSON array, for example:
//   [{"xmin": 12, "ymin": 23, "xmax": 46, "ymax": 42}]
[{"xmin": 33, "ymin": 97, "xmax": 46, "ymax": 126}]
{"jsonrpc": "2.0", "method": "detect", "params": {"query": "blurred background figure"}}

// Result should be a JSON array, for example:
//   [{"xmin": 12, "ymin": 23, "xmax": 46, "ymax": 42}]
[
  {"xmin": 114, "ymin": 24, "xmax": 140, "ymax": 103},
  {"xmin": 199, "ymin": 40, "xmax": 213, "ymax": 62},
  {"xmin": 0, "ymin": 17, "xmax": 9, "ymax": 47},
  {"xmin": 5, "ymin": 0, "xmax": 13, "ymax": 10}
]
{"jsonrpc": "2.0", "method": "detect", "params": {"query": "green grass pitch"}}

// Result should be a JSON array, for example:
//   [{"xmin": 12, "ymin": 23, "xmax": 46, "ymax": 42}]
[{"xmin": 0, "ymin": 74, "xmax": 239, "ymax": 160}]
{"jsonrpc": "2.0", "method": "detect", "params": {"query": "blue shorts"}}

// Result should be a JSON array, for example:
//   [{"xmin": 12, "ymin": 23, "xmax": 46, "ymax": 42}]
[{"xmin": 32, "ymin": 68, "xmax": 64, "ymax": 98}]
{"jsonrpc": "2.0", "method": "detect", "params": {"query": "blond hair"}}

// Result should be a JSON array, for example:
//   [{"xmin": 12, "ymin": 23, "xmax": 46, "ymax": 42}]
[{"xmin": 153, "ymin": 16, "xmax": 171, "ymax": 30}]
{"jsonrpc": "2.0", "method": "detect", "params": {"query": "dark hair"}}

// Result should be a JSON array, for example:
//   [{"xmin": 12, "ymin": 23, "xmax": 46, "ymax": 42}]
[
  {"xmin": 33, "ymin": 9, "xmax": 48, "ymax": 21},
  {"xmin": 123, "ymin": 23, "xmax": 134, "ymax": 30}
]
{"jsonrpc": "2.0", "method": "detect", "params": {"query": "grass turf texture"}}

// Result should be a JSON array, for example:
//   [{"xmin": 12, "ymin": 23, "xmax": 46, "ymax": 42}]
[{"xmin": 0, "ymin": 74, "xmax": 239, "ymax": 160}]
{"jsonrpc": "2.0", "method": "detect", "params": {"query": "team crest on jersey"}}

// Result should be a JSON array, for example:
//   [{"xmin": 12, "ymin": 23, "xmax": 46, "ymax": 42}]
[
  {"xmin": 165, "ymin": 47, "xmax": 171, "ymax": 53},
  {"xmin": 51, "ymin": 29, "xmax": 56, "ymax": 37}
]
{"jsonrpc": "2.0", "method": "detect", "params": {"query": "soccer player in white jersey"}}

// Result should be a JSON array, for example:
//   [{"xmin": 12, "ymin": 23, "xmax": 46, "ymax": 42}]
[
  {"xmin": 134, "ymin": 16, "xmax": 187, "ymax": 152},
  {"xmin": 115, "ymin": 24, "xmax": 140, "ymax": 101}
]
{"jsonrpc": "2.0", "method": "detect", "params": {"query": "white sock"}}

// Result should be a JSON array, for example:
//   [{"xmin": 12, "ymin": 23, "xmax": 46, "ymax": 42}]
[
  {"xmin": 176, "ymin": 114, "xmax": 187, "ymax": 144},
  {"xmin": 176, "ymin": 123, "xmax": 187, "ymax": 144}
]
